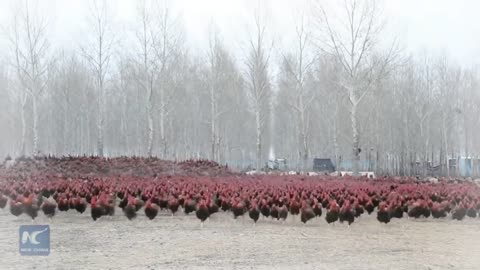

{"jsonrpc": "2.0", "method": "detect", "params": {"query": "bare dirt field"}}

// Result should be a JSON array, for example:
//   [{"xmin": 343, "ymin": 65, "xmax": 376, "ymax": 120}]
[{"xmin": 0, "ymin": 209, "xmax": 479, "ymax": 270}]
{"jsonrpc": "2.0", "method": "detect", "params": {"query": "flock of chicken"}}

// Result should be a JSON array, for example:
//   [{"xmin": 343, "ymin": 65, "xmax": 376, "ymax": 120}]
[
  {"xmin": 1, "ymin": 172, "xmax": 479, "ymax": 226},
  {"xmin": 2, "ymin": 156, "xmax": 233, "ymax": 178}
]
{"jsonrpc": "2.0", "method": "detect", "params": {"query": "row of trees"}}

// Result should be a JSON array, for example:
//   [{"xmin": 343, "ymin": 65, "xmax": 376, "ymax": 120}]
[{"xmin": 0, "ymin": 0, "xmax": 479, "ymax": 176}]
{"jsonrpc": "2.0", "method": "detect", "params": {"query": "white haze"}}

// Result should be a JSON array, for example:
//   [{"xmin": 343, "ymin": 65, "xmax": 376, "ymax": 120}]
[
  {"xmin": 0, "ymin": 0, "xmax": 479, "ymax": 175},
  {"xmin": 1, "ymin": 0, "xmax": 479, "ymax": 65}
]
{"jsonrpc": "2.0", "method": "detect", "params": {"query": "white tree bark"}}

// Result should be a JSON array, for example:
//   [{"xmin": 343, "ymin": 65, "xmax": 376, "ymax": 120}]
[
  {"xmin": 333, "ymin": 98, "xmax": 340, "ymax": 169},
  {"xmin": 8, "ymin": 1, "xmax": 50, "ymax": 156},
  {"xmin": 159, "ymin": 102, "xmax": 167, "ymax": 157},
  {"xmin": 245, "ymin": 8, "xmax": 272, "ymax": 172},
  {"xmin": 281, "ymin": 13, "xmax": 316, "ymax": 171},
  {"xmin": 313, "ymin": 0, "xmax": 398, "ymax": 175},
  {"xmin": 350, "ymin": 95, "xmax": 360, "ymax": 175},
  {"xmin": 208, "ymin": 26, "xmax": 220, "ymax": 161},
  {"xmin": 255, "ymin": 105, "xmax": 262, "ymax": 171},
  {"xmin": 144, "ymin": 2, "xmax": 184, "ymax": 158},
  {"xmin": 442, "ymin": 113, "xmax": 450, "ymax": 177},
  {"xmin": 134, "ymin": 1, "xmax": 156, "ymax": 156},
  {"xmin": 81, "ymin": 0, "xmax": 114, "ymax": 157},
  {"xmin": 20, "ymin": 95, "xmax": 27, "ymax": 156},
  {"xmin": 32, "ymin": 96, "xmax": 39, "ymax": 154},
  {"xmin": 210, "ymin": 83, "xmax": 217, "ymax": 160}
]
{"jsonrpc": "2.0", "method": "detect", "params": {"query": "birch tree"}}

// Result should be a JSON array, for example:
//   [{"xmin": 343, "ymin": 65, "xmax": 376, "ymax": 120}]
[
  {"xmin": 149, "ymin": 1, "xmax": 184, "ymax": 158},
  {"xmin": 313, "ymin": 0, "xmax": 398, "ymax": 175},
  {"xmin": 0, "ymin": 64, "xmax": 15, "ymax": 156},
  {"xmin": 205, "ymin": 25, "xmax": 234, "ymax": 161},
  {"xmin": 81, "ymin": 0, "xmax": 114, "ymax": 157},
  {"xmin": 207, "ymin": 26, "xmax": 221, "ymax": 161},
  {"xmin": 132, "ymin": 0, "xmax": 157, "ymax": 156},
  {"xmin": 435, "ymin": 55, "xmax": 462, "ymax": 177},
  {"xmin": 8, "ymin": 0, "xmax": 50, "ymax": 156},
  {"xmin": 281, "ymin": 13, "xmax": 316, "ymax": 170},
  {"xmin": 460, "ymin": 69, "xmax": 477, "ymax": 163},
  {"xmin": 414, "ymin": 53, "xmax": 435, "ymax": 176},
  {"xmin": 244, "ymin": 9, "xmax": 273, "ymax": 172}
]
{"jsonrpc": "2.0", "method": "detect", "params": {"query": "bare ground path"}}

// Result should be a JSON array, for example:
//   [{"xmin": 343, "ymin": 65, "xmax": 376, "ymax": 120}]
[{"xmin": 0, "ymin": 209, "xmax": 479, "ymax": 270}]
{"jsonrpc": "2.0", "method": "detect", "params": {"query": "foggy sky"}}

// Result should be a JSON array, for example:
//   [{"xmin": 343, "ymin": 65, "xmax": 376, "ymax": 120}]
[{"xmin": 1, "ymin": 0, "xmax": 479, "ymax": 67}]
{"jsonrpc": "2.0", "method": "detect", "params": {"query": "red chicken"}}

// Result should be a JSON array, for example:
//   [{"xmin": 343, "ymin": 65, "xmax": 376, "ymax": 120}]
[
  {"xmin": 339, "ymin": 201, "xmax": 355, "ymax": 225},
  {"xmin": 184, "ymin": 198, "xmax": 196, "ymax": 215},
  {"xmin": 196, "ymin": 200, "xmax": 210, "ymax": 227},
  {"xmin": 312, "ymin": 199, "xmax": 323, "ymax": 217},
  {"xmin": 9, "ymin": 199, "xmax": 23, "ymax": 217},
  {"xmin": 0, "ymin": 193, "xmax": 7, "ymax": 209},
  {"xmin": 168, "ymin": 197, "xmax": 180, "ymax": 215},
  {"xmin": 123, "ymin": 196, "xmax": 137, "ymax": 220},
  {"xmin": 100, "ymin": 194, "xmax": 115, "ymax": 217},
  {"xmin": 248, "ymin": 202, "xmax": 260, "ymax": 223},
  {"xmin": 452, "ymin": 202, "xmax": 467, "ymax": 221},
  {"xmin": 41, "ymin": 199, "xmax": 57, "ymax": 218},
  {"xmin": 58, "ymin": 196, "xmax": 69, "ymax": 212},
  {"xmin": 289, "ymin": 199, "xmax": 300, "ymax": 215},
  {"xmin": 377, "ymin": 202, "xmax": 391, "ymax": 224},
  {"xmin": 270, "ymin": 204, "xmax": 279, "ymax": 220},
  {"xmin": 300, "ymin": 201, "xmax": 315, "ymax": 224},
  {"xmin": 74, "ymin": 197, "xmax": 87, "ymax": 214},
  {"xmin": 90, "ymin": 196, "xmax": 105, "ymax": 221},
  {"xmin": 325, "ymin": 200, "xmax": 340, "ymax": 224},
  {"xmin": 278, "ymin": 204, "xmax": 288, "ymax": 221},
  {"xmin": 231, "ymin": 199, "xmax": 246, "ymax": 219},
  {"xmin": 134, "ymin": 198, "xmax": 144, "ymax": 212},
  {"xmin": 259, "ymin": 199, "xmax": 270, "ymax": 218},
  {"xmin": 208, "ymin": 199, "xmax": 219, "ymax": 215},
  {"xmin": 431, "ymin": 202, "xmax": 446, "ymax": 218},
  {"xmin": 23, "ymin": 194, "xmax": 39, "ymax": 220},
  {"xmin": 466, "ymin": 202, "xmax": 477, "ymax": 218},
  {"xmin": 144, "ymin": 200, "xmax": 159, "ymax": 220},
  {"xmin": 364, "ymin": 199, "xmax": 375, "ymax": 215}
]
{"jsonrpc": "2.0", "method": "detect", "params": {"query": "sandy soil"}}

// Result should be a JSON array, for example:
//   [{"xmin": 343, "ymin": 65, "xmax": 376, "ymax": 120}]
[{"xmin": 0, "ymin": 209, "xmax": 479, "ymax": 270}]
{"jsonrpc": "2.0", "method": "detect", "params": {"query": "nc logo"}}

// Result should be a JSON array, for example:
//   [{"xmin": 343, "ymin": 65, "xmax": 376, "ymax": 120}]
[
  {"xmin": 19, "ymin": 225, "xmax": 50, "ymax": 256},
  {"xmin": 21, "ymin": 227, "xmax": 48, "ymax": 244}
]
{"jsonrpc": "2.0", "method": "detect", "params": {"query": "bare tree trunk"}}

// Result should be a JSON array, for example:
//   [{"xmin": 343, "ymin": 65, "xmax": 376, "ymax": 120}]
[
  {"xmin": 147, "ymin": 100, "xmax": 154, "ymax": 157},
  {"xmin": 86, "ymin": 109, "xmax": 91, "ymax": 155},
  {"xmin": 9, "ymin": 2, "xmax": 50, "ymax": 157},
  {"xmin": 217, "ymin": 136, "xmax": 223, "ymax": 163},
  {"xmin": 464, "ymin": 111, "xmax": 470, "ymax": 176},
  {"xmin": 121, "ymin": 93, "xmax": 128, "ymax": 155},
  {"xmin": 433, "ymin": 143, "xmax": 437, "ymax": 176},
  {"xmin": 97, "ymin": 93, "xmax": 104, "ymax": 157},
  {"xmin": 20, "ymin": 97, "xmax": 27, "ymax": 156},
  {"xmin": 314, "ymin": 0, "xmax": 398, "ymax": 176},
  {"xmin": 351, "ymin": 101, "xmax": 360, "ymax": 176},
  {"xmin": 81, "ymin": 0, "xmax": 114, "ymax": 157},
  {"xmin": 256, "ymin": 108, "xmax": 262, "ymax": 172},
  {"xmin": 443, "ymin": 114, "xmax": 449, "ymax": 177},
  {"xmin": 420, "ymin": 122, "xmax": 427, "ymax": 176},
  {"xmin": 210, "ymin": 85, "xmax": 216, "ymax": 161},
  {"xmin": 299, "ymin": 96, "xmax": 308, "ymax": 171},
  {"xmin": 136, "ymin": 88, "xmax": 141, "ymax": 156},
  {"xmin": 244, "ymin": 8, "xmax": 271, "ymax": 173},
  {"xmin": 302, "ymin": 135, "xmax": 308, "ymax": 171},
  {"xmin": 160, "ymin": 104, "xmax": 166, "ymax": 158},
  {"xmin": 32, "ymin": 96, "xmax": 39, "ymax": 155},
  {"xmin": 333, "ymin": 101, "xmax": 339, "ymax": 171},
  {"xmin": 63, "ymin": 106, "xmax": 68, "ymax": 155}
]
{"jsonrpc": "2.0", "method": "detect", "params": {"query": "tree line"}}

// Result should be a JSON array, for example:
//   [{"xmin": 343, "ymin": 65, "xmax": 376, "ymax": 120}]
[{"xmin": 0, "ymin": 0, "xmax": 479, "ymax": 177}]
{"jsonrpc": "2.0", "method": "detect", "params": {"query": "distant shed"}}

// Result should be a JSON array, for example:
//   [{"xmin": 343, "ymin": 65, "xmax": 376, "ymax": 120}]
[{"xmin": 313, "ymin": 158, "xmax": 336, "ymax": 173}]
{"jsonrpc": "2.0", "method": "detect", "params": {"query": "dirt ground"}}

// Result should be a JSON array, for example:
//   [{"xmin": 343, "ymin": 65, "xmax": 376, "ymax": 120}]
[{"xmin": 0, "ymin": 209, "xmax": 479, "ymax": 270}]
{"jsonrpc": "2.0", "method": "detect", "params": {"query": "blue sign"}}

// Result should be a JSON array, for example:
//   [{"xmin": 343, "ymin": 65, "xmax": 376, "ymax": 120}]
[{"xmin": 19, "ymin": 225, "xmax": 50, "ymax": 256}]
